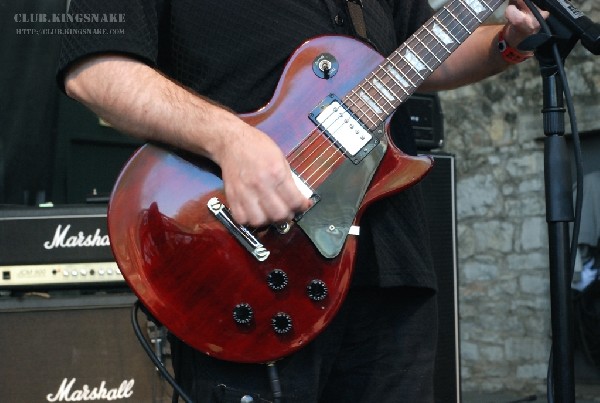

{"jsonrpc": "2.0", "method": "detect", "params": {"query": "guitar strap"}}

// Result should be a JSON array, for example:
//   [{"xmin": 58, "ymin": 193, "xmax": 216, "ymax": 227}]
[
  {"xmin": 345, "ymin": 0, "xmax": 367, "ymax": 40},
  {"xmin": 343, "ymin": 0, "xmax": 381, "ymax": 53}
]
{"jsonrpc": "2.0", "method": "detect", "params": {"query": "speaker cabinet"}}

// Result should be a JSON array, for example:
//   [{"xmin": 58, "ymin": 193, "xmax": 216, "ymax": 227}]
[
  {"xmin": 0, "ymin": 292, "xmax": 170, "ymax": 403},
  {"xmin": 0, "ymin": 154, "xmax": 459, "ymax": 403},
  {"xmin": 420, "ymin": 153, "xmax": 460, "ymax": 403}
]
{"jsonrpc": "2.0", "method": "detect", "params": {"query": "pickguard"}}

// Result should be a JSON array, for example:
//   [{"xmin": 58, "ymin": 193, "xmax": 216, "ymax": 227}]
[{"xmin": 297, "ymin": 125, "xmax": 387, "ymax": 258}]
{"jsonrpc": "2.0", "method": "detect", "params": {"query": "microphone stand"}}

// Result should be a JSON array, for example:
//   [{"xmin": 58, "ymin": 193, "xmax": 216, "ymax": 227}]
[{"xmin": 532, "ymin": 16, "xmax": 579, "ymax": 403}]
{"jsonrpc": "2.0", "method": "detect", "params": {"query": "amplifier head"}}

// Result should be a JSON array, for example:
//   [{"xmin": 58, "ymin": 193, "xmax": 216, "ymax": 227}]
[{"xmin": 0, "ymin": 206, "xmax": 125, "ymax": 290}]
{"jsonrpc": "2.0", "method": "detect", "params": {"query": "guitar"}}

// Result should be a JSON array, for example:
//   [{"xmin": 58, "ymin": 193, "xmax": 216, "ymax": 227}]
[{"xmin": 108, "ymin": 0, "xmax": 503, "ymax": 363}]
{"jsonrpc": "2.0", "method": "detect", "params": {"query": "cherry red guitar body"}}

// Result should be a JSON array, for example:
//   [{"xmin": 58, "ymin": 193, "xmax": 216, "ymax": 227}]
[{"xmin": 108, "ymin": 35, "xmax": 432, "ymax": 363}]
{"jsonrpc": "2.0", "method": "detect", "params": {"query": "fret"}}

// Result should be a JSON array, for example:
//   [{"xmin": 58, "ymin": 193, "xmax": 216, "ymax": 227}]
[
  {"xmin": 420, "ymin": 26, "xmax": 449, "ymax": 59},
  {"xmin": 358, "ymin": 90, "xmax": 384, "ymax": 116},
  {"xmin": 350, "ymin": 90, "xmax": 380, "ymax": 128},
  {"xmin": 432, "ymin": 16, "xmax": 459, "ymax": 45},
  {"xmin": 463, "ymin": 0, "xmax": 488, "ymax": 14},
  {"xmin": 460, "ymin": 4, "xmax": 486, "ymax": 31},
  {"xmin": 384, "ymin": 62, "xmax": 411, "ymax": 93},
  {"xmin": 463, "ymin": 7, "xmax": 483, "ymax": 24},
  {"xmin": 481, "ymin": 0, "xmax": 496, "ymax": 12},
  {"xmin": 411, "ymin": 33, "xmax": 442, "ymax": 66},
  {"xmin": 343, "ymin": 94, "xmax": 362, "ymax": 116},
  {"xmin": 451, "ymin": 0, "xmax": 489, "ymax": 33},
  {"xmin": 461, "ymin": 0, "xmax": 484, "ymax": 22},
  {"xmin": 440, "ymin": 4, "xmax": 472, "ymax": 40},
  {"xmin": 391, "ymin": 58, "xmax": 419, "ymax": 90},
  {"xmin": 380, "ymin": 67, "xmax": 411, "ymax": 104},
  {"xmin": 371, "ymin": 76, "xmax": 398, "ymax": 103},
  {"xmin": 406, "ymin": 45, "xmax": 430, "ymax": 73},
  {"xmin": 398, "ymin": 52, "xmax": 426, "ymax": 84},
  {"xmin": 337, "ymin": 0, "xmax": 502, "ymax": 131},
  {"xmin": 367, "ymin": 75, "xmax": 396, "ymax": 114},
  {"xmin": 345, "ymin": 93, "xmax": 375, "ymax": 127},
  {"xmin": 445, "ymin": 7, "xmax": 472, "ymax": 35},
  {"xmin": 429, "ymin": 20, "xmax": 456, "ymax": 51},
  {"xmin": 365, "ymin": 73, "xmax": 397, "ymax": 110},
  {"xmin": 373, "ymin": 69, "xmax": 404, "ymax": 102}
]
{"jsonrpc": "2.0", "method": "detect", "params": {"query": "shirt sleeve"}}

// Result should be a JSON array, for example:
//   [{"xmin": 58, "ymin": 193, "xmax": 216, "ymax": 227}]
[
  {"xmin": 392, "ymin": 0, "xmax": 435, "ymax": 43},
  {"xmin": 56, "ymin": 0, "xmax": 166, "ymax": 92}
]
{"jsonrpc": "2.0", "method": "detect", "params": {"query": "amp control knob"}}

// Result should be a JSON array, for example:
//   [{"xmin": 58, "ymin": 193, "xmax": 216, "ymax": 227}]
[
  {"xmin": 271, "ymin": 312, "xmax": 293, "ymax": 334},
  {"xmin": 233, "ymin": 303, "xmax": 254, "ymax": 325},
  {"xmin": 267, "ymin": 269, "xmax": 288, "ymax": 291},
  {"xmin": 306, "ymin": 279, "xmax": 328, "ymax": 301}
]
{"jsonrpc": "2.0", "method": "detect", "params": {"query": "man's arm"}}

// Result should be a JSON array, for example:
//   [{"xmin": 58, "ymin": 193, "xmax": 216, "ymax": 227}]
[
  {"xmin": 64, "ymin": 1, "xmax": 543, "ymax": 227},
  {"xmin": 64, "ymin": 55, "xmax": 312, "ymax": 227},
  {"xmin": 421, "ymin": 0, "xmax": 547, "ymax": 91}
]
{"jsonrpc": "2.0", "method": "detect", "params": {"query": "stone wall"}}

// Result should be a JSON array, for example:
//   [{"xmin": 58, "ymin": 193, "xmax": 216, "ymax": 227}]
[{"xmin": 429, "ymin": 0, "xmax": 600, "ymax": 395}]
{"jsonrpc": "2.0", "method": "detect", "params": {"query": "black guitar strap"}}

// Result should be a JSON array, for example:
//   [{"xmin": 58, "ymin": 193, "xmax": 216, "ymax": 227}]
[
  {"xmin": 343, "ymin": 0, "xmax": 380, "ymax": 52},
  {"xmin": 345, "ymin": 0, "xmax": 368, "ymax": 40}
]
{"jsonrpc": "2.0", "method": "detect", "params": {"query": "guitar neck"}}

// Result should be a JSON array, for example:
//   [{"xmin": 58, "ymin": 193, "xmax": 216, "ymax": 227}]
[{"xmin": 344, "ymin": 0, "xmax": 504, "ymax": 129}]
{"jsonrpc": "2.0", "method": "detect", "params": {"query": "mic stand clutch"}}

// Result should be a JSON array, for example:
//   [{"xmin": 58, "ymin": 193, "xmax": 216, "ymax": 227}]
[{"xmin": 529, "ymin": 15, "xmax": 579, "ymax": 403}]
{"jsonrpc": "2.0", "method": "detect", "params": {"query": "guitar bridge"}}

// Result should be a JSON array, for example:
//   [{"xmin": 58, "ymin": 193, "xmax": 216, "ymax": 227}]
[
  {"xmin": 207, "ymin": 197, "xmax": 270, "ymax": 262},
  {"xmin": 309, "ymin": 94, "xmax": 379, "ymax": 165}
]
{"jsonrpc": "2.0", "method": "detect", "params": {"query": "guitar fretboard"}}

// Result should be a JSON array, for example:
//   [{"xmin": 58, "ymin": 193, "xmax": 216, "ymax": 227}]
[{"xmin": 344, "ymin": 0, "xmax": 504, "ymax": 129}]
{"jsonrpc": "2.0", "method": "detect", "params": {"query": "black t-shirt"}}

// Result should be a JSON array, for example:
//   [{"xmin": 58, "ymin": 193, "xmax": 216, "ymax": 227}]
[{"xmin": 57, "ymin": 0, "xmax": 437, "ymax": 290}]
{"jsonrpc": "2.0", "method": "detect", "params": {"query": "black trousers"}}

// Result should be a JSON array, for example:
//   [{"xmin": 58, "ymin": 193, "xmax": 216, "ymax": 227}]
[{"xmin": 170, "ymin": 286, "xmax": 438, "ymax": 403}]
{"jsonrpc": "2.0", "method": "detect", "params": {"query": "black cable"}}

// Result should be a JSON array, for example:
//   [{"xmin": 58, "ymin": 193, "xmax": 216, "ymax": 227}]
[
  {"xmin": 521, "ymin": 2, "xmax": 585, "ymax": 402},
  {"xmin": 130, "ymin": 300, "xmax": 194, "ymax": 403},
  {"xmin": 266, "ymin": 362, "xmax": 283, "ymax": 403}
]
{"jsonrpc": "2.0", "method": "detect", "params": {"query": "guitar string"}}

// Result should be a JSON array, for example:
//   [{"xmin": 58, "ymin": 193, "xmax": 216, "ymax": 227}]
[
  {"xmin": 289, "ymin": 0, "xmax": 488, "ymax": 190},
  {"xmin": 341, "ymin": 1, "xmax": 486, "ymax": 137},
  {"xmin": 342, "ymin": 0, "xmax": 489, "ymax": 126},
  {"xmin": 346, "ymin": 0, "xmax": 498, "ymax": 121},
  {"xmin": 286, "ymin": 0, "xmax": 498, "ymax": 191},
  {"xmin": 357, "ymin": 0, "xmax": 499, "ymax": 128},
  {"xmin": 288, "ymin": 110, "xmax": 348, "ymax": 186}
]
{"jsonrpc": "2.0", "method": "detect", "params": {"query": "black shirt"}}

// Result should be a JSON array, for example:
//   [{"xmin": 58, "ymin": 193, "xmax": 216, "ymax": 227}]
[{"xmin": 57, "ymin": 0, "xmax": 437, "ymax": 290}]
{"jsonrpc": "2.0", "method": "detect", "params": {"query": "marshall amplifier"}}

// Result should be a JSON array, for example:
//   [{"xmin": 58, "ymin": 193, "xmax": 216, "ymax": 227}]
[
  {"xmin": 405, "ymin": 93, "xmax": 444, "ymax": 151},
  {"xmin": 0, "ymin": 292, "xmax": 171, "ymax": 402},
  {"xmin": 0, "ymin": 205, "xmax": 124, "ymax": 289}
]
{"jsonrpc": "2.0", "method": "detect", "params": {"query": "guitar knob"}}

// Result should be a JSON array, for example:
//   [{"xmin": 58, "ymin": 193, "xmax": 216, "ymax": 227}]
[
  {"xmin": 271, "ymin": 312, "xmax": 293, "ymax": 334},
  {"xmin": 232, "ymin": 303, "xmax": 254, "ymax": 325},
  {"xmin": 267, "ymin": 269, "xmax": 288, "ymax": 291},
  {"xmin": 306, "ymin": 279, "xmax": 328, "ymax": 301}
]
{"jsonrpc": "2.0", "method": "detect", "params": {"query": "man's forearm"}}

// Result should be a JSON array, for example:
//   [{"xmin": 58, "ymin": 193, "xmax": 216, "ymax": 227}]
[
  {"xmin": 64, "ymin": 54, "xmax": 241, "ymax": 165},
  {"xmin": 422, "ymin": 0, "xmax": 546, "ymax": 92},
  {"xmin": 421, "ymin": 24, "xmax": 514, "ymax": 92},
  {"xmin": 64, "ymin": 53, "xmax": 313, "ymax": 227}
]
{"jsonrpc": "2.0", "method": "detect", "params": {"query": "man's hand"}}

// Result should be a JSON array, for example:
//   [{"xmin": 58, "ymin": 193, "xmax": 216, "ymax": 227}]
[
  {"xmin": 65, "ymin": 55, "xmax": 311, "ymax": 228},
  {"xmin": 504, "ymin": 0, "xmax": 549, "ymax": 50},
  {"xmin": 213, "ymin": 122, "xmax": 313, "ymax": 228}
]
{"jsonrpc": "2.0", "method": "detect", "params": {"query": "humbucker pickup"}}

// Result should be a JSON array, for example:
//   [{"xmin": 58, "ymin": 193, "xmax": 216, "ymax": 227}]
[{"xmin": 309, "ymin": 94, "xmax": 379, "ymax": 164}]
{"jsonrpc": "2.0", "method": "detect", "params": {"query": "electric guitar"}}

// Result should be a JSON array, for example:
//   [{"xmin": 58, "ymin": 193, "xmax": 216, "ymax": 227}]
[{"xmin": 108, "ymin": 0, "xmax": 503, "ymax": 363}]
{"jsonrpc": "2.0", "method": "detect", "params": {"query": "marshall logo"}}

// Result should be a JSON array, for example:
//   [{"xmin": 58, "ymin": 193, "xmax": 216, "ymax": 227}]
[
  {"xmin": 44, "ymin": 224, "xmax": 110, "ymax": 250},
  {"xmin": 46, "ymin": 378, "xmax": 134, "ymax": 402}
]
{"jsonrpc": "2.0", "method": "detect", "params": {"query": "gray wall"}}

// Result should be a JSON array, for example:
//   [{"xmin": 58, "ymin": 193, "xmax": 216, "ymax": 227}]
[{"xmin": 431, "ymin": 0, "xmax": 600, "ymax": 395}]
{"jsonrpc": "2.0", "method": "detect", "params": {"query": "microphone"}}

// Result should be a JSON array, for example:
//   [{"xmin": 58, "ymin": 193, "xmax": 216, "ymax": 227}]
[{"xmin": 531, "ymin": 0, "xmax": 600, "ymax": 55}]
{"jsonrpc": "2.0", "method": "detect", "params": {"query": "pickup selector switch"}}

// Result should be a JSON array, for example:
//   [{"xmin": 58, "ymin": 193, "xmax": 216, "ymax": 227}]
[
  {"xmin": 271, "ymin": 312, "xmax": 293, "ymax": 334},
  {"xmin": 267, "ymin": 269, "xmax": 288, "ymax": 291},
  {"xmin": 233, "ymin": 303, "xmax": 254, "ymax": 325},
  {"xmin": 307, "ymin": 279, "xmax": 328, "ymax": 301}
]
